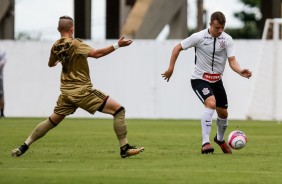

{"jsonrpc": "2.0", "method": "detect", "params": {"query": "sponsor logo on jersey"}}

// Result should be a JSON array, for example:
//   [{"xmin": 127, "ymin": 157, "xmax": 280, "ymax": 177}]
[
  {"xmin": 203, "ymin": 73, "xmax": 221, "ymax": 82},
  {"xmin": 204, "ymin": 36, "xmax": 212, "ymax": 39}
]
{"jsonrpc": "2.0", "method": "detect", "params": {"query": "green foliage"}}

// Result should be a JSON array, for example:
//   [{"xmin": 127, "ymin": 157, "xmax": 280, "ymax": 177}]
[
  {"xmin": 1, "ymin": 118, "xmax": 282, "ymax": 184},
  {"xmin": 225, "ymin": 22, "xmax": 261, "ymax": 39},
  {"xmin": 232, "ymin": 0, "xmax": 262, "ymax": 38},
  {"xmin": 240, "ymin": 0, "xmax": 261, "ymax": 7}
]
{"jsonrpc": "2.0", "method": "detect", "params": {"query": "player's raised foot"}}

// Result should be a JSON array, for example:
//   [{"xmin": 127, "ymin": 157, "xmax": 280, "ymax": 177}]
[
  {"xmin": 120, "ymin": 144, "xmax": 144, "ymax": 158},
  {"xmin": 11, "ymin": 143, "xmax": 29, "ymax": 157},
  {"xmin": 214, "ymin": 135, "xmax": 232, "ymax": 154},
  {"xmin": 201, "ymin": 142, "xmax": 214, "ymax": 154}
]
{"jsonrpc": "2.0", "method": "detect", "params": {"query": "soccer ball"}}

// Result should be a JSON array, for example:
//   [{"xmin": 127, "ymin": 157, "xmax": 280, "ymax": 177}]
[{"xmin": 227, "ymin": 130, "xmax": 247, "ymax": 150}]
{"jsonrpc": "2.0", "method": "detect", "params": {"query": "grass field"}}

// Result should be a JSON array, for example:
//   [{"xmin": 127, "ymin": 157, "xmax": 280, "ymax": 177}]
[{"xmin": 0, "ymin": 118, "xmax": 282, "ymax": 184}]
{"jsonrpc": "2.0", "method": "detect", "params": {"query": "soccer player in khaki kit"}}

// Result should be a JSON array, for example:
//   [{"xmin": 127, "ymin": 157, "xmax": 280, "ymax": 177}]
[
  {"xmin": 11, "ymin": 16, "xmax": 144, "ymax": 158},
  {"xmin": 162, "ymin": 11, "xmax": 252, "ymax": 154}
]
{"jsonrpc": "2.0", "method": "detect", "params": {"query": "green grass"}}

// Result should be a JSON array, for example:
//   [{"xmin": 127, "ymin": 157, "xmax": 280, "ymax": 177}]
[{"xmin": 0, "ymin": 118, "xmax": 282, "ymax": 184}]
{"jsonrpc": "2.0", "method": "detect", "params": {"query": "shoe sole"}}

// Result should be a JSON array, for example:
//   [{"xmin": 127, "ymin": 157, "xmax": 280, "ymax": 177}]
[{"xmin": 201, "ymin": 148, "xmax": 214, "ymax": 154}]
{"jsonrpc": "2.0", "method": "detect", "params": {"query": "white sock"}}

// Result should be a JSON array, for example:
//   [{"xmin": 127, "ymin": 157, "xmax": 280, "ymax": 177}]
[
  {"xmin": 216, "ymin": 117, "xmax": 228, "ymax": 142},
  {"xmin": 201, "ymin": 108, "xmax": 215, "ymax": 145}
]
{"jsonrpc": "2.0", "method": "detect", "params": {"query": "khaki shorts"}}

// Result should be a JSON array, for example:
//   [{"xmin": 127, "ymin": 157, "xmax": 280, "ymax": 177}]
[{"xmin": 54, "ymin": 89, "xmax": 108, "ymax": 116}]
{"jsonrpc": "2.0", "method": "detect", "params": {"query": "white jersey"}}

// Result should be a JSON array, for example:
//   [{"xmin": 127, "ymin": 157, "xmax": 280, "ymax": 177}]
[{"xmin": 181, "ymin": 29, "xmax": 234, "ymax": 83}]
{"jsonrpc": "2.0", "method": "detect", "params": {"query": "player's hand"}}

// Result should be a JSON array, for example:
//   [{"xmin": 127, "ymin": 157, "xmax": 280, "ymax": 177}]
[
  {"xmin": 240, "ymin": 69, "xmax": 252, "ymax": 79},
  {"xmin": 117, "ymin": 36, "xmax": 133, "ymax": 47},
  {"xmin": 161, "ymin": 69, "xmax": 173, "ymax": 82}
]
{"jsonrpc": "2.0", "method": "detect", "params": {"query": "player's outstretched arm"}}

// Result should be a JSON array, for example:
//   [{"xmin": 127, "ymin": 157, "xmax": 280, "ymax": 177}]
[
  {"xmin": 228, "ymin": 56, "xmax": 252, "ymax": 79},
  {"xmin": 162, "ymin": 44, "xmax": 183, "ymax": 82},
  {"xmin": 88, "ymin": 36, "xmax": 132, "ymax": 59}
]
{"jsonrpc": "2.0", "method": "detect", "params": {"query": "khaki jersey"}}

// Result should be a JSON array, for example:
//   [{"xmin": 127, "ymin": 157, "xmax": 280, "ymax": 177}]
[{"xmin": 49, "ymin": 38, "xmax": 92, "ymax": 96}]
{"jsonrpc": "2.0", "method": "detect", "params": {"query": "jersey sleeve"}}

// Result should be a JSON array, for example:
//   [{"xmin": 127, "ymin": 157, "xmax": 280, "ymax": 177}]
[
  {"xmin": 226, "ymin": 36, "xmax": 235, "ymax": 57},
  {"xmin": 48, "ymin": 49, "xmax": 58, "ymax": 64},
  {"xmin": 180, "ymin": 32, "xmax": 201, "ymax": 50},
  {"xmin": 75, "ymin": 41, "xmax": 92, "ymax": 57}
]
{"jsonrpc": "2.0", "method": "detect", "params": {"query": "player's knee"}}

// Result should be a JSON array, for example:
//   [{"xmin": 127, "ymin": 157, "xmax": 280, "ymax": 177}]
[
  {"xmin": 113, "ymin": 106, "xmax": 125, "ymax": 116},
  {"xmin": 48, "ymin": 117, "xmax": 58, "ymax": 127},
  {"xmin": 218, "ymin": 110, "xmax": 228, "ymax": 119},
  {"xmin": 205, "ymin": 99, "xmax": 216, "ymax": 109}
]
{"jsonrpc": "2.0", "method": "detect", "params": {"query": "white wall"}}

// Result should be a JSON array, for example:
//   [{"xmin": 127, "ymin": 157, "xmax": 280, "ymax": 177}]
[{"xmin": 0, "ymin": 40, "xmax": 261, "ymax": 119}]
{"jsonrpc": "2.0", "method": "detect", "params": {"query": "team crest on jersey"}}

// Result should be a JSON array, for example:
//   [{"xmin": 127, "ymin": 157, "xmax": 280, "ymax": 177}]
[
  {"xmin": 202, "ymin": 88, "xmax": 210, "ymax": 95},
  {"xmin": 219, "ymin": 40, "xmax": 226, "ymax": 48}
]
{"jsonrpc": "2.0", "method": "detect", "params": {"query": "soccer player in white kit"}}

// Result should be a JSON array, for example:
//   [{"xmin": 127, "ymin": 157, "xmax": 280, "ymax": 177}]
[{"xmin": 162, "ymin": 11, "xmax": 252, "ymax": 154}]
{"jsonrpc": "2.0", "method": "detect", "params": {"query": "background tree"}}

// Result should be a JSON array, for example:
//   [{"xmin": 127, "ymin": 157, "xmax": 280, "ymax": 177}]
[{"xmin": 226, "ymin": 0, "xmax": 262, "ymax": 39}]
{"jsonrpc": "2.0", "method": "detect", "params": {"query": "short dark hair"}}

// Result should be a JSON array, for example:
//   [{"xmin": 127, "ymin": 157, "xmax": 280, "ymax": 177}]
[
  {"xmin": 59, "ymin": 16, "xmax": 73, "ymax": 21},
  {"xmin": 58, "ymin": 16, "xmax": 74, "ymax": 32},
  {"xmin": 210, "ymin": 11, "xmax": 226, "ymax": 25}
]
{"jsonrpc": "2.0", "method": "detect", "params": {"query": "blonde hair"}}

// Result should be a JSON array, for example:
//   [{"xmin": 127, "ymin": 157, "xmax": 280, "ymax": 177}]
[{"xmin": 57, "ymin": 16, "xmax": 74, "ymax": 32}]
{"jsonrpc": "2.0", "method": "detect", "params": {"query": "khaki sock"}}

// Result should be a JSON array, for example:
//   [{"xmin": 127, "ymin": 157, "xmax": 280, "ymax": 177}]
[{"xmin": 113, "ymin": 108, "xmax": 128, "ymax": 147}]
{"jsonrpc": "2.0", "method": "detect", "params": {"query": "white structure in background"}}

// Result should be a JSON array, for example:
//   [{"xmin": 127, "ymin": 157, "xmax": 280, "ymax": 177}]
[
  {"xmin": 247, "ymin": 18, "xmax": 282, "ymax": 121},
  {"xmin": 1, "ymin": 40, "xmax": 260, "ymax": 120}
]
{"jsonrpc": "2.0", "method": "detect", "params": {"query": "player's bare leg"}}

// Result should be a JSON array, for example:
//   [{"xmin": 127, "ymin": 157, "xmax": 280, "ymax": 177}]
[
  {"xmin": 11, "ymin": 113, "xmax": 65, "ymax": 157},
  {"xmin": 0, "ymin": 97, "xmax": 4, "ymax": 118}
]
